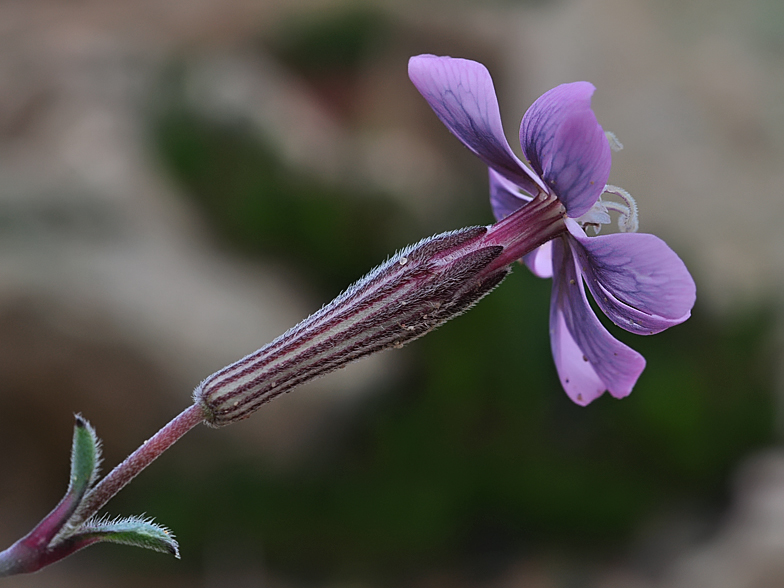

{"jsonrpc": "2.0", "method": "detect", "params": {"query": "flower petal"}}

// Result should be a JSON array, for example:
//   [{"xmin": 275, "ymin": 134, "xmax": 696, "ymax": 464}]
[
  {"xmin": 489, "ymin": 168, "xmax": 530, "ymax": 221},
  {"xmin": 550, "ymin": 236, "xmax": 646, "ymax": 404},
  {"xmin": 520, "ymin": 82, "xmax": 611, "ymax": 217},
  {"xmin": 524, "ymin": 241, "xmax": 553, "ymax": 278},
  {"xmin": 409, "ymin": 55, "xmax": 542, "ymax": 195},
  {"xmin": 567, "ymin": 221, "xmax": 696, "ymax": 335}
]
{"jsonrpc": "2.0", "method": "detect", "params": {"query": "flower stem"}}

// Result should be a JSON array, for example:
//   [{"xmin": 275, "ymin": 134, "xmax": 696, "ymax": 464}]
[
  {"xmin": 0, "ymin": 405, "xmax": 204, "ymax": 576},
  {"xmin": 70, "ymin": 404, "xmax": 206, "ymax": 526},
  {"xmin": 482, "ymin": 191, "xmax": 566, "ymax": 270}
]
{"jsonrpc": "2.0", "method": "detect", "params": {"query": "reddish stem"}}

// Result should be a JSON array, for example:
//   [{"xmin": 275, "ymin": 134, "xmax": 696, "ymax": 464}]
[
  {"xmin": 72, "ymin": 404, "xmax": 206, "ymax": 526},
  {"xmin": 0, "ymin": 404, "xmax": 205, "ymax": 575}
]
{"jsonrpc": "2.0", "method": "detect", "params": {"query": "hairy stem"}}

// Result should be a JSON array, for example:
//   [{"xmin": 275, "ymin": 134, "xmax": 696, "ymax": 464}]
[{"xmin": 70, "ymin": 404, "xmax": 206, "ymax": 526}]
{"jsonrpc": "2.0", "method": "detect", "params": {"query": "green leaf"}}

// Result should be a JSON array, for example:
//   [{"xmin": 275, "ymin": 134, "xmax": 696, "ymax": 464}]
[
  {"xmin": 69, "ymin": 414, "xmax": 102, "ymax": 497},
  {"xmin": 70, "ymin": 515, "xmax": 180, "ymax": 558}
]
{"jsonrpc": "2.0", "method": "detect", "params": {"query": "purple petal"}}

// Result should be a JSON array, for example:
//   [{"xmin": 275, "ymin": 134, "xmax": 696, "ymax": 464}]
[
  {"xmin": 489, "ymin": 168, "xmax": 531, "ymax": 221},
  {"xmin": 409, "ymin": 55, "xmax": 542, "ymax": 195},
  {"xmin": 550, "ymin": 236, "xmax": 646, "ymax": 404},
  {"xmin": 520, "ymin": 82, "xmax": 611, "ymax": 217},
  {"xmin": 524, "ymin": 241, "xmax": 553, "ymax": 278},
  {"xmin": 566, "ymin": 221, "xmax": 696, "ymax": 335}
]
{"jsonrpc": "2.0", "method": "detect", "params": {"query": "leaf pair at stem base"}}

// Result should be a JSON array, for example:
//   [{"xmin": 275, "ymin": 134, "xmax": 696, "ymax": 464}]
[{"xmin": 0, "ymin": 416, "xmax": 179, "ymax": 577}]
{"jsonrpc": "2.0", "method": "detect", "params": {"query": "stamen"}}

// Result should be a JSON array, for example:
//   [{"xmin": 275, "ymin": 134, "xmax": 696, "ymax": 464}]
[
  {"xmin": 574, "ymin": 200, "xmax": 610, "ymax": 235},
  {"xmin": 602, "ymin": 185, "xmax": 639, "ymax": 233},
  {"xmin": 605, "ymin": 131, "xmax": 624, "ymax": 152}
]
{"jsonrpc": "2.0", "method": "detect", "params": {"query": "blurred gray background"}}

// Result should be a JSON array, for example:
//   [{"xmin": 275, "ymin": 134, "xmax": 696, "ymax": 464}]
[{"xmin": 2, "ymin": 0, "xmax": 784, "ymax": 586}]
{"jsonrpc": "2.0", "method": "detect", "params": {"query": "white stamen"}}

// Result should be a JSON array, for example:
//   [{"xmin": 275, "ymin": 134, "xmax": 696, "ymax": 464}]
[
  {"xmin": 575, "ymin": 199, "xmax": 609, "ymax": 235},
  {"xmin": 605, "ymin": 131, "xmax": 624, "ymax": 152},
  {"xmin": 602, "ymin": 185, "xmax": 639, "ymax": 233}
]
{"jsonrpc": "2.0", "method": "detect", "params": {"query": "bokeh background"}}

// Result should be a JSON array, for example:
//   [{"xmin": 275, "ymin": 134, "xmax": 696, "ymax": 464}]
[{"xmin": 1, "ymin": 0, "xmax": 783, "ymax": 586}]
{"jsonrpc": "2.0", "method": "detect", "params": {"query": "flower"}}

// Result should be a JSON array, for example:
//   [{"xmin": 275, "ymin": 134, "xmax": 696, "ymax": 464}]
[{"xmin": 409, "ymin": 54, "xmax": 696, "ymax": 405}]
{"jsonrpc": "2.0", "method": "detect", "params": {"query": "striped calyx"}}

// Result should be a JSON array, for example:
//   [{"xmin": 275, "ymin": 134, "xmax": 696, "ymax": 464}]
[
  {"xmin": 194, "ymin": 227, "xmax": 505, "ymax": 426},
  {"xmin": 194, "ymin": 192, "xmax": 567, "ymax": 427}
]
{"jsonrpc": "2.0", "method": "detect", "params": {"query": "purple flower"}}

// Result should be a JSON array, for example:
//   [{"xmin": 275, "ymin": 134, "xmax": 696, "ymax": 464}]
[{"xmin": 409, "ymin": 54, "xmax": 696, "ymax": 405}]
